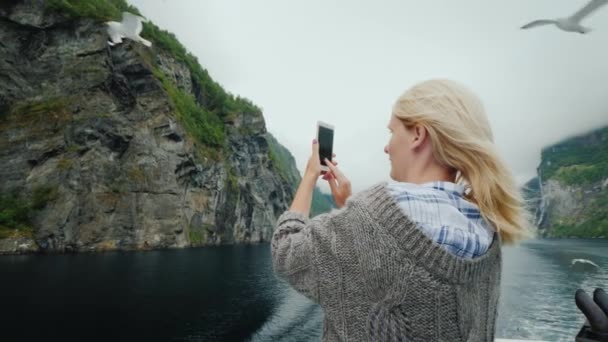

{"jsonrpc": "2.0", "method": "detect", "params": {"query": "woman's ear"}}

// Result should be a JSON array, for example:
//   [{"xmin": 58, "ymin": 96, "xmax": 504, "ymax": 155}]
[{"xmin": 411, "ymin": 124, "xmax": 427, "ymax": 149}]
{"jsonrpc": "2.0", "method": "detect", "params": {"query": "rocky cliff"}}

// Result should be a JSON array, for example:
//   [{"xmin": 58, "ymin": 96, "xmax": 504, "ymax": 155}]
[
  {"xmin": 524, "ymin": 126, "xmax": 608, "ymax": 238},
  {"xmin": 0, "ymin": 0, "xmax": 329, "ymax": 254}
]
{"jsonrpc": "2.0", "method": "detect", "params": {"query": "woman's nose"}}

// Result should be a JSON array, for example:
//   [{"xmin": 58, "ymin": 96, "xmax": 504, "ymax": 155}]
[{"xmin": 384, "ymin": 145, "xmax": 388, "ymax": 154}]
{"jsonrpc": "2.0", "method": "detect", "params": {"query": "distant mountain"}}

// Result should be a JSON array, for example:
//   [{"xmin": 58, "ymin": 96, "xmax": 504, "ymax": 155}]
[
  {"xmin": 523, "ymin": 126, "xmax": 608, "ymax": 238},
  {"xmin": 265, "ymin": 133, "xmax": 335, "ymax": 217}
]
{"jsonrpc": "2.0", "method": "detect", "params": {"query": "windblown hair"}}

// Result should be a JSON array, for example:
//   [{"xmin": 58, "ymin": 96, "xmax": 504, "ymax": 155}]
[{"xmin": 392, "ymin": 79, "xmax": 535, "ymax": 244}]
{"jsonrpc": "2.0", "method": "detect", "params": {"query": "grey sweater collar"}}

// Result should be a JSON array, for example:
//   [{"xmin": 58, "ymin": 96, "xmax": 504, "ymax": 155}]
[{"xmin": 357, "ymin": 181, "xmax": 502, "ymax": 284}]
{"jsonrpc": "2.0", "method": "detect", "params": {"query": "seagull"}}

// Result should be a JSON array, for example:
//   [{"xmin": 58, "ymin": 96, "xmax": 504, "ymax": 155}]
[
  {"xmin": 571, "ymin": 258, "xmax": 601, "ymax": 269},
  {"xmin": 521, "ymin": 0, "xmax": 608, "ymax": 34},
  {"xmin": 106, "ymin": 11, "xmax": 152, "ymax": 47}
]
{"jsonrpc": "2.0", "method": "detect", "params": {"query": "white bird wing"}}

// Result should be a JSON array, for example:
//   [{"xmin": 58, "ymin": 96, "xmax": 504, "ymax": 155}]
[
  {"xmin": 121, "ymin": 11, "xmax": 146, "ymax": 36},
  {"xmin": 571, "ymin": 258, "xmax": 600, "ymax": 268},
  {"xmin": 106, "ymin": 22, "xmax": 123, "ymax": 43},
  {"xmin": 569, "ymin": 0, "xmax": 608, "ymax": 23},
  {"xmin": 521, "ymin": 19, "xmax": 555, "ymax": 29}
]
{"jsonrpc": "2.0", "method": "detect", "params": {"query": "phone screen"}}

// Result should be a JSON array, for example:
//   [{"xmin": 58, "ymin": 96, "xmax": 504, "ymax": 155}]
[{"xmin": 318, "ymin": 125, "xmax": 334, "ymax": 167}]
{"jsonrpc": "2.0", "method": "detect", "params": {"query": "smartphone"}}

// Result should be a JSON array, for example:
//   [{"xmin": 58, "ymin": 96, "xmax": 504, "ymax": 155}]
[{"xmin": 316, "ymin": 121, "xmax": 334, "ymax": 172}]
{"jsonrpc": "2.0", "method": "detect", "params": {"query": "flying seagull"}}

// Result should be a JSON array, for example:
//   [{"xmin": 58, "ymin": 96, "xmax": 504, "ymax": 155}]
[
  {"xmin": 106, "ymin": 11, "xmax": 152, "ymax": 47},
  {"xmin": 571, "ymin": 258, "xmax": 601, "ymax": 269},
  {"xmin": 521, "ymin": 0, "xmax": 608, "ymax": 34}
]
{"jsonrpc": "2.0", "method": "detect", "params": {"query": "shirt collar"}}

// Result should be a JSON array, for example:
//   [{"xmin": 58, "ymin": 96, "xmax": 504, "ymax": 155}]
[{"xmin": 388, "ymin": 179, "xmax": 467, "ymax": 197}]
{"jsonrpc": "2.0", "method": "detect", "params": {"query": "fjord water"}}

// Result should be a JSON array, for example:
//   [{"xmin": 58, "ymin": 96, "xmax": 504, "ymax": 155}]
[{"xmin": 0, "ymin": 239, "xmax": 606, "ymax": 341}]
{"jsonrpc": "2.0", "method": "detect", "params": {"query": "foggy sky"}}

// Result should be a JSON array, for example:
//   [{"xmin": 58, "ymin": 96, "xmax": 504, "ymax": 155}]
[{"xmin": 130, "ymin": 0, "xmax": 608, "ymax": 193}]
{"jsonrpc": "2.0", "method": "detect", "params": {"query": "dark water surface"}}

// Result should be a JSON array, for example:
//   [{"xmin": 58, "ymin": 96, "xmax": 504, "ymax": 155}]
[{"xmin": 0, "ymin": 239, "xmax": 606, "ymax": 341}]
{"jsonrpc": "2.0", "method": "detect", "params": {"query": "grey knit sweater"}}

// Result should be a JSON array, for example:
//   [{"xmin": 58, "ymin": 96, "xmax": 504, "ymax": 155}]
[{"xmin": 271, "ymin": 181, "xmax": 502, "ymax": 341}]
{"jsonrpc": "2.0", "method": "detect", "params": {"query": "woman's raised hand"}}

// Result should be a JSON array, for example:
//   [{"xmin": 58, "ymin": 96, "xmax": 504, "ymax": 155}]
[{"xmin": 322, "ymin": 156, "xmax": 352, "ymax": 209}]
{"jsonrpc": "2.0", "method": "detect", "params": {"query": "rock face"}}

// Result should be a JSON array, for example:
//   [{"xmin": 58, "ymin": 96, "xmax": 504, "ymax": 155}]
[
  {"xmin": 524, "ymin": 126, "xmax": 608, "ymax": 238},
  {"xmin": 0, "ymin": 1, "xmax": 303, "ymax": 254}
]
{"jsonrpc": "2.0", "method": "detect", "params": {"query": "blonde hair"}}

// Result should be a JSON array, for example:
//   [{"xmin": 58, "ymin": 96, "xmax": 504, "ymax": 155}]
[{"xmin": 393, "ymin": 79, "xmax": 535, "ymax": 244}]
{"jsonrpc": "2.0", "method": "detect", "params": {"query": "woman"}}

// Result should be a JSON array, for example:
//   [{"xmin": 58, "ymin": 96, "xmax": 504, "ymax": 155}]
[{"xmin": 271, "ymin": 79, "xmax": 534, "ymax": 341}]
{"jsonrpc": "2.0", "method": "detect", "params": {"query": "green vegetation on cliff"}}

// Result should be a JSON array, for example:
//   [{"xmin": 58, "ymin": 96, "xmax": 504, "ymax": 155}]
[
  {"xmin": 47, "ymin": 0, "xmax": 139, "ymax": 21},
  {"xmin": 539, "ymin": 126, "xmax": 608, "ymax": 186},
  {"xmin": 537, "ymin": 125, "xmax": 608, "ymax": 239},
  {"xmin": 265, "ymin": 133, "xmax": 300, "ymax": 186},
  {"xmin": 47, "ymin": 0, "xmax": 260, "ymax": 116},
  {"xmin": 551, "ymin": 189, "xmax": 608, "ymax": 238},
  {"xmin": 152, "ymin": 69, "xmax": 225, "ymax": 154},
  {"xmin": 553, "ymin": 163, "xmax": 608, "ymax": 187},
  {"xmin": 0, "ymin": 185, "xmax": 58, "ymax": 239},
  {"xmin": 0, "ymin": 192, "xmax": 31, "ymax": 239},
  {"xmin": 47, "ymin": 0, "xmax": 261, "ymax": 159}
]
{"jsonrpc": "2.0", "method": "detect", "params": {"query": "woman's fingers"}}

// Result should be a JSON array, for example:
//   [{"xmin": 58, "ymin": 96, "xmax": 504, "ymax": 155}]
[
  {"xmin": 322, "ymin": 159, "xmax": 337, "ymax": 173},
  {"xmin": 327, "ymin": 174, "xmax": 338, "ymax": 194},
  {"xmin": 324, "ymin": 158, "xmax": 347, "ymax": 182},
  {"xmin": 312, "ymin": 139, "xmax": 319, "ymax": 156},
  {"xmin": 325, "ymin": 157, "xmax": 337, "ymax": 165}
]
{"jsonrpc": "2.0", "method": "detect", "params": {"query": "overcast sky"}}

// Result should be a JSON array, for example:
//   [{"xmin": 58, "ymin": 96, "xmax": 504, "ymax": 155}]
[{"xmin": 130, "ymin": 0, "xmax": 608, "ymax": 193}]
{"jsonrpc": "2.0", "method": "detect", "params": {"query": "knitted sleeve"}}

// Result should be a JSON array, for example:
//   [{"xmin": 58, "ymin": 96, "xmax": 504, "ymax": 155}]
[{"xmin": 270, "ymin": 209, "xmax": 339, "ymax": 303}]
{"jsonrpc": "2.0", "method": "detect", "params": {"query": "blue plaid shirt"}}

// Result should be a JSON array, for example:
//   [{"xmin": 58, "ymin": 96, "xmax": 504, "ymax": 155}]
[{"xmin": 386, "ymin": 180, "xmax": 495, "ymax": 259}]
